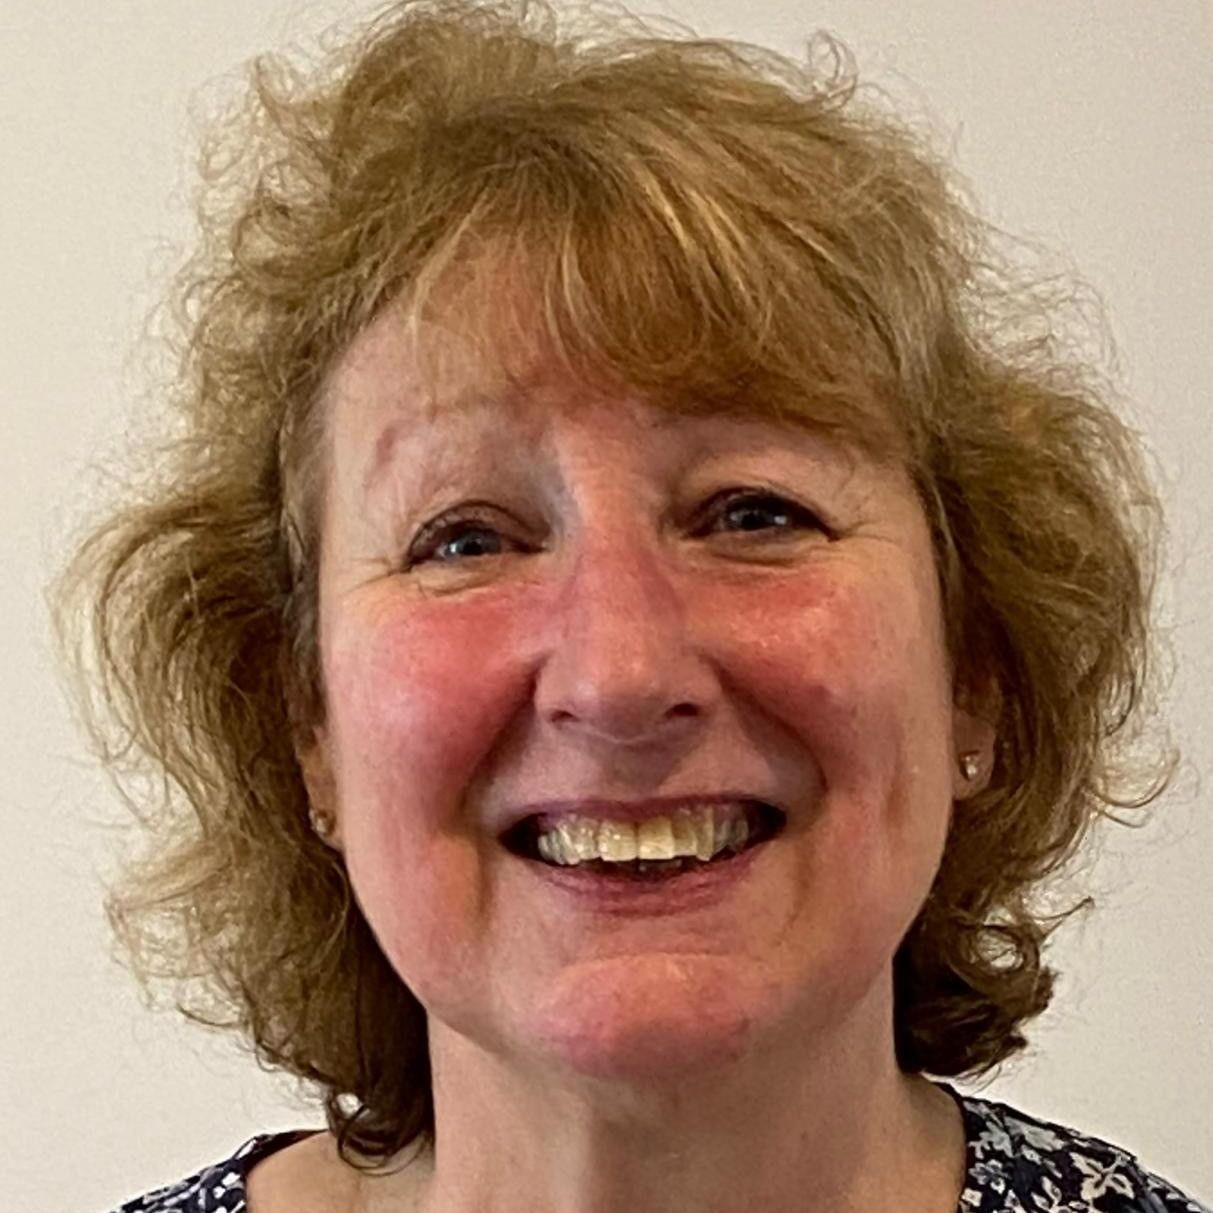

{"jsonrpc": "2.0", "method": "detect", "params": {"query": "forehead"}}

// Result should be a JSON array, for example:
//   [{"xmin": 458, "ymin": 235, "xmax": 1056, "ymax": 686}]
[{"xmin": 323, "ymin": 303, "xmax": 883, "ymax": 484}]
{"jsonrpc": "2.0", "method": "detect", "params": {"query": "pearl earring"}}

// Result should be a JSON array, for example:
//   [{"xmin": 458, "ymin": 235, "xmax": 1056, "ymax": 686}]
[
  {"xmin": 309, "ymin": 804, "xmax": 337, "ymax": 842},
  {"xmin": 959, "ymin": 751, "xmax": 981, "ymax": 781}
]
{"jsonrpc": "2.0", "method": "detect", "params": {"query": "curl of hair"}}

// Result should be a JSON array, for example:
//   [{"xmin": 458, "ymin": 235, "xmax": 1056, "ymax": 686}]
[{"xmin": 54, "ymin": 0, "xmax": 1177, "ymax": 1171}]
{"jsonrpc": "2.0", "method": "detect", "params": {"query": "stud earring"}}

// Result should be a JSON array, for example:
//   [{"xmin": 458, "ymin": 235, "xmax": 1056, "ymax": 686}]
[
  {"xmin": 959, "ymin": 751, "xmax": 982, "ymax": 782},
  {"xmin": 309, "ymin": 804, "xmax": 337, "ymax": 842}
]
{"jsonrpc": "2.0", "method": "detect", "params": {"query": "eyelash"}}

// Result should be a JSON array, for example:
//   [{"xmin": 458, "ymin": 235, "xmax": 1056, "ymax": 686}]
[{"xmin": 404, "ymin": 488, "xmax": 829, "ymax": 569}]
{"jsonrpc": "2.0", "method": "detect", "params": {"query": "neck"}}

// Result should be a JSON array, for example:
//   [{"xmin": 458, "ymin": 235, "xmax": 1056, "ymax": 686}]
[{"xmin": 366, "ymin": 976, "xmax": 966, "ymax": 1213}]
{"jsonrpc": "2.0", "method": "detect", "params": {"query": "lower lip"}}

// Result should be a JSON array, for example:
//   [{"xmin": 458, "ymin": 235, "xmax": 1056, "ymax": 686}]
[{"xmin": 519, "ymin": 839, "xmax": 773, "ymax": 916}]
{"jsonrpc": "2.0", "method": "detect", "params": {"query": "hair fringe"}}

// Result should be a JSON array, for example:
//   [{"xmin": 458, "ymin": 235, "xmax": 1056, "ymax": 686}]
[{"xmin": 52, "ymin": 0, "xmax": 1178, "ymax": 1168}]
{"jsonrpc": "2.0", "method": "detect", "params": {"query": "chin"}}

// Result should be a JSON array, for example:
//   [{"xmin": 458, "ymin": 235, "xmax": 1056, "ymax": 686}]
[{"xmin": 522, "ymin": 954, "xmax": 801, "ymax": 1082}]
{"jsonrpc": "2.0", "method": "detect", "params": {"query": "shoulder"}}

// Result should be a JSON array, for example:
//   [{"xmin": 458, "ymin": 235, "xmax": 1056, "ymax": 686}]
[
  {"xmin": 102, "ymin": 1131, "xmax": 313, "ymax": 1213},
  {"xmin": 948, "ymin": 1085, "xmax": 1211, "ymax": 1213}
]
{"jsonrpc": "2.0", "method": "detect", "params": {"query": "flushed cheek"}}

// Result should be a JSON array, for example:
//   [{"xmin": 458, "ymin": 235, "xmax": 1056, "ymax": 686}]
[
  {"xmin": 727, "ymin": 576, "xmax": 922, "ymax": 792},
  {"xmin": 324, "ymin": 588, "xmax": 539, "ymax": 821},
  {"xmin": 323, "ymin": 588, "xmax": 560, "ymax": 1001},
  {"xmin": 329, "ymin": 565, "xmax": 938, "ymax": 825},
  {"xmin": 728, "ymin": 572, "xmax": 952, "ymax": 898},
  {"xmin": 321, "ymin": 585, "xmax": 569, "ymax": 966}
]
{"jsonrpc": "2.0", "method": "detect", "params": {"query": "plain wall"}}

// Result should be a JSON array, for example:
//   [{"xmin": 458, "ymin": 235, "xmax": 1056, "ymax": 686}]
[{"xmin": 3, "ymin": 2, "xmax": 1209, "ymax": 1210}]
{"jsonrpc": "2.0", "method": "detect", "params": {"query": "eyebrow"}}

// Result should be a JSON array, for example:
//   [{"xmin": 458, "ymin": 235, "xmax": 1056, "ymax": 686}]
[
  {"xmin": 362, "ymin": 384, "xmax": 518, "ymax": 497},
  {"xmin": 361, "ymin": 380, "xmax": 705, "ymax": 497}
]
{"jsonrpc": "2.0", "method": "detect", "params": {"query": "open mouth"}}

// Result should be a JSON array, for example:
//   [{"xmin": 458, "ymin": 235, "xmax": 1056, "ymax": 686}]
[{"xmin": 500, "ymin": 801, "xmax": 785, "ymax": 881}]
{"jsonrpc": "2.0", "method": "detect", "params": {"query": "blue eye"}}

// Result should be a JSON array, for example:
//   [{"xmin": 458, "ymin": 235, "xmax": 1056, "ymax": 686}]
[
  {"xmin": 404, "ymin": 488, "xmax": 827, "ymax": 569},
  {"xmin": 699, "ymin": 489, "xmax": 826, "ymax": 538},
  {"xmin": 405, "ymin": 506, "xmax": 515, "ymax": 568}
]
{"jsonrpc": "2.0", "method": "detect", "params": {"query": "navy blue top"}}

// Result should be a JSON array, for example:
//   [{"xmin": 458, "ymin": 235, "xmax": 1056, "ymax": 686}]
[{"xmin": 105, "ymin": 1083, "xmax": 1210, "ymax": 1212}]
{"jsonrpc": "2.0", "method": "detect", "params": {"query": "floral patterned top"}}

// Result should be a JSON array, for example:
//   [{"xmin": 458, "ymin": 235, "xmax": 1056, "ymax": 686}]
[{"xmin": 105, "ymin": 1083, "xmax": 1209, "ymax": 1212}]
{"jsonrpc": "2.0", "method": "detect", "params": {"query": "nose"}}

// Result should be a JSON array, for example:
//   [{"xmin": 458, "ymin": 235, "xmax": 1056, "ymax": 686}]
[{"xmin": 533, "ymin": 528, "xmax": 719, "ymax": 750}]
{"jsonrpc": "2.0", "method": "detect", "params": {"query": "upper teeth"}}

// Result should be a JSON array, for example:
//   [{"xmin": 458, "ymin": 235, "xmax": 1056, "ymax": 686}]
[{"xmin": 536, "ymin": 803, "xmax": 753, "ymax": 866}]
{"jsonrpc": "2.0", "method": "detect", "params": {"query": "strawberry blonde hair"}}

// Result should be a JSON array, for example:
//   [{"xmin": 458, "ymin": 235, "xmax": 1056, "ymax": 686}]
[{"xmin": 56, "ymin": 0, "xmax": 1176, "ymax": 1168}]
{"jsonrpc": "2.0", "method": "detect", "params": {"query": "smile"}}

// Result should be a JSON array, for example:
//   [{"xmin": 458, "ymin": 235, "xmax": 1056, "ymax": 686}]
[{"xmin": 502, "ymin": 801, "xmax": 785, "ymax": 879}]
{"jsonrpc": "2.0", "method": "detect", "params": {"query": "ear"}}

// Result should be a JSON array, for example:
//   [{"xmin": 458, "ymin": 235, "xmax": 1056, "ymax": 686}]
[
  {"xmin": 950, "ymin": 672, "xmax": 1000, "ymax": 801},
  {"xmin": 296, "ymin": 727, "xmax": 343, "ymax": 849}
]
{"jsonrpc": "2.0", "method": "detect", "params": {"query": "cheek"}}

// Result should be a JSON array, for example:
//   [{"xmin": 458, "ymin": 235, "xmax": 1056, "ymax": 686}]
[
  {"xmin": 319, "ymin": 593, "xmax": 520, "ymax": 985},
  {"xmin": 323, "ymin": 587, "xmax": 538, "ymax": 832},
  {"xmin": 319, "ymin": 560, "xmax": 953, "ymax": 999},
  {"xmin": 731, "ymin": 569, "xmax": 954, "ymax": 888},
  {"xmin": 728, "ymin": 568, "xmax": 949, "ymax": 772},
  {"xmin": 324, "ymin": 560, "xmax": 951, "ymax": 819}
]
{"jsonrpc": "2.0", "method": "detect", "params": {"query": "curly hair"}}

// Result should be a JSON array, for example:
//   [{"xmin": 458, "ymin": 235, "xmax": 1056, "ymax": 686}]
[{"xmin": 54, "ymin": 0, "xmax": 1177, "ymax": 1170}]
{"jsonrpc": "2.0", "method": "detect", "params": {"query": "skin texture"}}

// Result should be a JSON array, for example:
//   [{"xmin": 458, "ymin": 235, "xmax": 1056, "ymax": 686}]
[{"xmin": 272, "ymin": 298, "xmax": 994, "ymax": 1213}]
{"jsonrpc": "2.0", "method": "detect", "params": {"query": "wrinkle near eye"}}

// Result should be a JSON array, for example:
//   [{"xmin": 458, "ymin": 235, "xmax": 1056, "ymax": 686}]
[{"xmin": 335, "ymin": 402, "xmax": 898, "ymax": 583}]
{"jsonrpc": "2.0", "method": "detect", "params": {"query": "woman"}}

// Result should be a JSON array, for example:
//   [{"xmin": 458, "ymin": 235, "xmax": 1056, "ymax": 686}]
[{"xmin": 57, "ymin": 0, "xmax": 1206, "ymax": 1210}]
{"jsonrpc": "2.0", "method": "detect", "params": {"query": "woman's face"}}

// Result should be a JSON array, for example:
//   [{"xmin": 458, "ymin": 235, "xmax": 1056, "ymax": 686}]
[{"xmin": 306, "ymin": 303, "xmax": 988, "ymax": 1082}]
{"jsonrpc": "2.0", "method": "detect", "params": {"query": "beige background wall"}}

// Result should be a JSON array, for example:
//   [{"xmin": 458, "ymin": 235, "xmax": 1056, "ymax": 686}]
[{"xmin": 3, "ymin": 2, "xmax": 1209, "ymax": 1210}]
